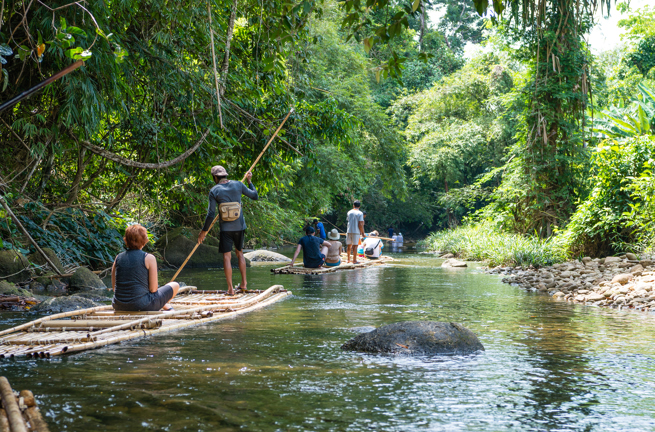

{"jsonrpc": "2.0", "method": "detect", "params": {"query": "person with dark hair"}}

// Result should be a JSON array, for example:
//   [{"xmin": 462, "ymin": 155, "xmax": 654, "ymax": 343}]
[
  {"xmin": 112, "ymin": 224, "xmax": 180, "ymax": 311},
  {"xmin": 346, "ymin": 200, "xmax": 365, "ymax": 263},
  {"xmin": 290, "ymin": 226, "xmax": 330, "ymax": 268},
  {"xmin": 197, "ymin": 165, "xmax": 258, "ymax": 295},
  {"xmin": 313, "ymin": 219, "xmax": 326, "ymax": 240},
  {"xmin": 388, "ymin": 225, "xmax": 394, "ymax": 238}
]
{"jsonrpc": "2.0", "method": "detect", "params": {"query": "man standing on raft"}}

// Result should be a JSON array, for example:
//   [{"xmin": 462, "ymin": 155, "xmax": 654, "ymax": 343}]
[
  {"xmin": 346, "ymin": 200, "xmax": 365, "ymax": 264},
  {"xmin": 198, "ymin": 165, "xmax": 258, "ymax": 295}
]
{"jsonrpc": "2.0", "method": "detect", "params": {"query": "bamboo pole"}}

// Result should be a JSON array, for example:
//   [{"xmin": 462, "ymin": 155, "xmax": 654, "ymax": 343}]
[
  {"xmin": 0, "ymin": 377, "xmax": 27, "ymax": 432},
  {"xmin": 91, "ymin": 285, "xmax": 284, "ymax": 336},
  {"xmin": 0, "ymin": 61, "xmax": 83, "ymax": 114},
  {"xmin": 24, "ymin": 406, "xmax": 49, "ymax": 432},
  {"xmin": 169, "ymin": 108, "xmax": 295, "ymax": 283},
  {"xmin": 0, "ymin": 196, "xmax": 63, "ymax": 276},
  {"xmin": 0, "ymin": 409, "xmax": 8, "ymax": 432},
  {"xmin": 0, "ymin": 306, "xmax": 112, "ymax": 337}
]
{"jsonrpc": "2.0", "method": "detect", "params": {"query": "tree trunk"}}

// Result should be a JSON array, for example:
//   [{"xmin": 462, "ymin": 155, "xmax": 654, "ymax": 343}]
[
  {"xmin": 35, "ymin": 142, "xmax": 54, "ymax": 201},
  {"xmin": 65, "ymin": 147, "xmax": 89, "ymax": 204},
  {"xmin": 220, "ymin": 0, "xmax": 238, "ymax": 95},
  {"xmin": 522, "ymin": 0, "xmax": 589, "ymax": 234},
  {"xmin": 419, "ymin": 1, "xmax": 425, "ymax": 51}
]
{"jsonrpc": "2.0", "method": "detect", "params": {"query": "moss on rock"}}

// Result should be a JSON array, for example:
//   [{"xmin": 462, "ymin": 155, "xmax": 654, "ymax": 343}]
[
  {"xmin": 0, "ymin": 250, "xmax": 30, "ymax": 282},
  {"xmin": 155, "ymin": 227, "xmax": 250, "ymax": 268},
  {"xmin": 69, "ymin": 267, "xmax": 107, "ymax": 291},
  {"xmin": 0, "ymin": 280, "xmax": 35, "ymax": 298},
  {"xmin": 27, "ymin": 248, "xmax": 64, "ymax": 275}
]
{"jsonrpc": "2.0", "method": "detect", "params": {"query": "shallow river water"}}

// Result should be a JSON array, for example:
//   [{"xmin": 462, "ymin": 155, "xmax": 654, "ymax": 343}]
[{"xmin": 1, "ymin": 252, "xmax": 655, "ymax": 431}]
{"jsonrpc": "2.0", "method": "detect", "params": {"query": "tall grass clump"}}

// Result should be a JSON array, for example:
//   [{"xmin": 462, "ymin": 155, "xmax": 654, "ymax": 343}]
[{"xmin": 422, "ymin": 224, "xmax": 567, "ymax": 267}]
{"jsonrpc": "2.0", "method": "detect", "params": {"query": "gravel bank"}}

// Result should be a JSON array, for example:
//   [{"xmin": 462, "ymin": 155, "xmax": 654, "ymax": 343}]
[{"xmin": 487, "ymin": 253, "xmax": 655, "ymax": 312}]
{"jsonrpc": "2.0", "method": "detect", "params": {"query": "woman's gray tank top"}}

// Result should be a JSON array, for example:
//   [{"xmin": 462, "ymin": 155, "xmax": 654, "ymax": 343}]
[{"xmin": 114, "ymin": 249, "xmax": 149, "ymax": 304}]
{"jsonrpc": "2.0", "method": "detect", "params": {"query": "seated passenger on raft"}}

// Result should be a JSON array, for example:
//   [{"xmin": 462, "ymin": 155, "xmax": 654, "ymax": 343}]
[
  {"xmin": 324, "ymin": 229, "xmax": 343, "ymax": 267},
  {"xmin": 111, "ymin": 224, "xmax": 180, "ymax": 311},
  {"xmin": 290, "ymin": 226, "xmax": 330, "ymax": 268}
]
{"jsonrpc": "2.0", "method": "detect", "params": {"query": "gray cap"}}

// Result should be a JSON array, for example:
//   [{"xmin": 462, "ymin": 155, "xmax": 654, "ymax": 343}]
[{"xmin": 211, "ymin": 165, "xmax": 228, "ymax": 176}]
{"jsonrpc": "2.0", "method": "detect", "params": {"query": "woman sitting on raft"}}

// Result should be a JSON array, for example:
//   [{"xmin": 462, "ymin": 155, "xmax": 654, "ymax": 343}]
[{"xmin": 111, "ymin": 224, "xmax": 180, "ymax": 311}]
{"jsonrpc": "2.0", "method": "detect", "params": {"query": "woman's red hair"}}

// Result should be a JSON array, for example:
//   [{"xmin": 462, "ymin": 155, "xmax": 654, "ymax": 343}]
[{"xmin": 124, "ymin": 224, "xmax": 148, "ymax": 249}]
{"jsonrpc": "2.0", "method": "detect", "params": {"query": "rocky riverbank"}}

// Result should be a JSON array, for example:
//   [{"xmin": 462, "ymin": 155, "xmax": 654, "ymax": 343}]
[{"xmin": 487, "ymin": 253, "xmax": 655, "ymax": 312}]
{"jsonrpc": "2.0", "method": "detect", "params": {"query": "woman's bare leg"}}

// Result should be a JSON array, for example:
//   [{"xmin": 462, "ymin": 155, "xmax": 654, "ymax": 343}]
[{"xmin": 162, "ymin": 282, "xmax": 180, "ymax": 310}]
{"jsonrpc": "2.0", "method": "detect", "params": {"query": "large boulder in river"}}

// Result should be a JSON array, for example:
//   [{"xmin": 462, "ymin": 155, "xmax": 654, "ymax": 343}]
[
  {"xmin": 244, "ymin": 250, "xmax": 291, "ymax": 263},
  {"xmin": 341, "ymin": 321, "xmax": 484, "ymax": 355},
  {"xmin": 155, "ymin": 227, "xmax": 250, "ymax": 268},
  {"xmin": 69, "ymin": 267, "xmax": 106, "ymax": 291},
  {"xmin": 0, "ymin": 250, "xmax": 30, "ymax": 282},
  {"xmin": 34, "ymin": 295, "xmax": 101, "ymax": 313},
  {"xmin": 27, "ymin": 248, "xmax": 64, "ymax": 275}
]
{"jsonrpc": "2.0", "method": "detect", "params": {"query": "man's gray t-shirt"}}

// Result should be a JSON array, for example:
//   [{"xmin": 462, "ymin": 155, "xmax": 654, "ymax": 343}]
[
  {"xmin": 346, "ymin": 209, "xmax": 364, "ymax": 234},
  {"xmin": 202, "ymin": 180, "xmax": 258, "ymax": 232}
]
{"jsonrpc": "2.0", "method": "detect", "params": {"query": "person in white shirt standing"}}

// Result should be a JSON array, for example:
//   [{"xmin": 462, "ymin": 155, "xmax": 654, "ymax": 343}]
[{"xmin": 346, "ymin": 200, "xmax": 365, "ymax": 264}]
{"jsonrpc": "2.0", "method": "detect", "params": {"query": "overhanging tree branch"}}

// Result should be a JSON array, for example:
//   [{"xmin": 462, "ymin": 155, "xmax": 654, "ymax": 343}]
[{"xmin": 78, "ymin": 128, "xmax": 211, "ymax": 169}]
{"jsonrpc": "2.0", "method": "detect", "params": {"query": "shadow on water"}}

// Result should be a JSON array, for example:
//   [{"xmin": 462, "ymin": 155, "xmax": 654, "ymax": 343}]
[{"xmin": 0, "ymin": 252, "xmax": 655, "ymax": 431}]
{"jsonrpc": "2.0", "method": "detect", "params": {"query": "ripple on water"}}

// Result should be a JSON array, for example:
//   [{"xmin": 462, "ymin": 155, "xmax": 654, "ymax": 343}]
[{"xmin": 1, "ymin": 253, "xmax": 655, "ymax": 431}]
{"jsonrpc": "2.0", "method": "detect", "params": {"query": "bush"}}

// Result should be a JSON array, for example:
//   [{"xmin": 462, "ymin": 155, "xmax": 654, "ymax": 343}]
[
  {"xmin": 422, "ymin": 224, "xmax": 567, "ymax": 267},
  {"xmin": 559, "ymin": 136, "xmax": 655, "ymax": 256}
]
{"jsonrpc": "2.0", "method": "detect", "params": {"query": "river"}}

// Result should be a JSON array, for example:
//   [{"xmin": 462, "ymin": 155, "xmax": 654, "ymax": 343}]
[{"xmin": 1, "ymin": 251, "xmax": 655, "ymax": 431}]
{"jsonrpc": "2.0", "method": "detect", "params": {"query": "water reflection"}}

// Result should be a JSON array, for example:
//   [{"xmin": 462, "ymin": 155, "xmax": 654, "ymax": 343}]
[{"xmin": 0, "ymin": 253, "xmax": 654, "ymax": 431}]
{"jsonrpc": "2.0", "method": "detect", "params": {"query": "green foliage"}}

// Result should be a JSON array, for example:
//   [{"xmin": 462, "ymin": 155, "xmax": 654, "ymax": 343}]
[
  {"xmin": 393, "ymin": 53, "xmax": 516, "ymax": 228},
  {"xmin": 0, "ymin": 199, "xmax": 124, "ymax": 268},
  {"xmin": 422, "ymin": 223, "xmax": 567, "ymax": 267},
  {"xmin": 591, "ymin": 83, "xmax": 655, "ymax": 138},
  {"xmin": 558, "ymin": 136, "xmax": 655, "ymax": 256}
]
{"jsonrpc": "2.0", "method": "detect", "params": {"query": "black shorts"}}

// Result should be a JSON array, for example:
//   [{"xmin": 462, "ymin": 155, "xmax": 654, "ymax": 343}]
[
  {"xmin": 113, "ymin": 284, "xmax": 174, "ymax": 312},
  {"xmin": 219, "ymin": 230, "xmax": 245, "ymax": 253}
]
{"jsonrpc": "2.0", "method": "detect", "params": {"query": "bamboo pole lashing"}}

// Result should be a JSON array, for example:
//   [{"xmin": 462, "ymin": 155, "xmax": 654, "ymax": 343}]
[{"xmin": 169, "ymin": 108, "xmax": 295, "ymax": 283}]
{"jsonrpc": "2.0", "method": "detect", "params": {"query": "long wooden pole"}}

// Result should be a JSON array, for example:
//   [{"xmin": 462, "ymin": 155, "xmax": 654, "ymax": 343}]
[
  {"xmin": 0, "ymin": 61, "xmax": 83, "ymax": 114},
  {"xmin": 0, "ymin": 195, "xmax": 63, "ymax": 275},
  {"xmin": 169, "ymin": 108, "xmax": 295, "ymax": 282}
]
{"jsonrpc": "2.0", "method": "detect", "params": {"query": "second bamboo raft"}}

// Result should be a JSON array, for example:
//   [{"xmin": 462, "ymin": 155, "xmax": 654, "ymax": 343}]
[
  {"xmin": 272, "ymin": 254, "xmax": 395, "ymax": 275},
  {"xmin": 0, "ymin": 285, "xmax": 290, "ymax": 359}
]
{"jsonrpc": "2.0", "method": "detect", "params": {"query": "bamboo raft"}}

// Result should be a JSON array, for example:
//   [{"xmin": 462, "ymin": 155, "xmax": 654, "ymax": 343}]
[
  {"xmin": 272, "ymin": 254, "xmax": 395, "ymax": 275},
  {"xmin": 0, "ymin": 285, "xmax": 290, "ymax": 359},
  {"xmin": 0, "ymin": 376, "xmax": 50, "ymax": 432}
]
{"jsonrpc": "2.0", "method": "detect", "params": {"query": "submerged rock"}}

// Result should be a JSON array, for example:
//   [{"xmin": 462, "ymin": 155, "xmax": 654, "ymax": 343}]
[
  {"xmin": 341, "ymin": 321, "xmax": 484, "ymax": 355},
  {"xmin": 27, "ymin": 248, "xmax": 64, "ymax": 275},
  {"xmin": 0, "ymin": 250, "xmax": 30, "ymax": 282},
  {"xmin": 441, "ymin": 258, "xmax": 467, "ymax": 268},
  {"xmin": 69, "ymin": 267, "xmax": 106, "ymax": 291},
  {"xmin": 244, "ymin": 250, "xmax": 291, "ymax": 263},
  {"xmin": 155, "ymin": 227, "xmax": 250, "ymax": 268},
  {"xmin": 34, "ymin": 295, "xmax": 101, "ymax": 313}
]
